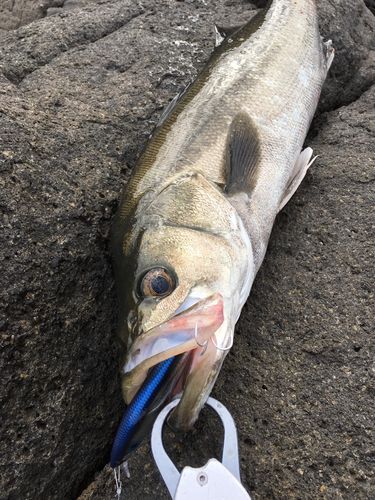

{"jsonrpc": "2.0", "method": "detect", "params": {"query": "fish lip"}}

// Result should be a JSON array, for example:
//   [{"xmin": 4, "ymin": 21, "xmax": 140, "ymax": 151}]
[{"xmin": 122, "ymin": 293, "xmax": 224, "ymax": 404}]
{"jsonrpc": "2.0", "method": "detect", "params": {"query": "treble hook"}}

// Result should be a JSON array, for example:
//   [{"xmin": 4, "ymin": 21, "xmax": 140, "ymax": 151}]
[
  {"xmin": 194, "ymin": 324, "xmax": 233, "ymax": 354},
  {"xmin": 211, "ymin": 335, "xmax": 233, "ymax": 351},
  {"xmin": 195, "ymin": 323, "xmax": 208, "ymax": 356}
]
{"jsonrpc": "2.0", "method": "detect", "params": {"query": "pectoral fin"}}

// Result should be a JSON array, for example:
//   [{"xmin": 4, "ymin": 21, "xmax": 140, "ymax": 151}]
[
  {"xmin": 278, "ymin": 147, "xmax": 316, "ymax": 212},
  {"xmin": 225, "ymin": 111, "xmax": 262, "ymax": 196}
]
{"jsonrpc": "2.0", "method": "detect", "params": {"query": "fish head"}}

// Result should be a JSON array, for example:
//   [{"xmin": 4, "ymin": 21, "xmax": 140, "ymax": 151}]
[{"xmin": 112, "ymin": 172, "xmax": 254, "ymax": 431}]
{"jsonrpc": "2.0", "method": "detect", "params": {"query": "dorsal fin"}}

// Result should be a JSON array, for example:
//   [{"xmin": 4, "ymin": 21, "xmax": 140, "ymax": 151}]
[
  {"xmin": 156, "ymin": 91, "xmax": 181, "ymax": 129},
  {"xmin": 225, "ymin": 111, "xmax": 262, "ymax": 196},
  {"xmin": 214, "ymin": 25, "xmax": 243, "ymax": 47}
]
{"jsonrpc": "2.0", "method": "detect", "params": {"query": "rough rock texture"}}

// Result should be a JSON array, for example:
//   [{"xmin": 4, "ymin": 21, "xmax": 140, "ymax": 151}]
[
  {"xmin": 0, "ymin": 1, "xmax": 374, "ymax": 500},
  {"xmin": 0, "ymin": 0, "xmax": 48, "ymax": 34},
  {"xmin": 0, "ymin": 0, "xmax": 103, "ymax": 35},
  {"xmin": 46, "ymin": 0, "xmax": 106, "ymax": 19}
]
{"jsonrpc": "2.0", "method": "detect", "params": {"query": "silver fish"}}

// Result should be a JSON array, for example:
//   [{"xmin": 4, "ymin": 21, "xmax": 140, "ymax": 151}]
[{"xmin": 111, "ymin": 0, "xmax": 334, "ymax": 432}]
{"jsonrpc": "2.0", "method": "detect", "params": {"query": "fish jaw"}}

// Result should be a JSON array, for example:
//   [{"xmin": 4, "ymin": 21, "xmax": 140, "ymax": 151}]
[
  {"xmin": 168, "ymin": 319, "xmax": 231, "ymax": 432},
  {"xmin": 121, "ymin": 293, "xmax": 224, "ymax": 405}
]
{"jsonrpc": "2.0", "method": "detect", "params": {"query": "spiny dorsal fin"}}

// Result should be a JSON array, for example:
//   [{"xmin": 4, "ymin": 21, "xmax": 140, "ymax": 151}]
[
  {"xmin": 156, "ymin": 91, "xmax": 181, "ymax": 128},
  {"xmin": 214, "ymin": 25, "xmax": 243, "ymax": 47},
  {"xmin": 225, "ymin": 111, "xmax": 262, "ymax": 196}
]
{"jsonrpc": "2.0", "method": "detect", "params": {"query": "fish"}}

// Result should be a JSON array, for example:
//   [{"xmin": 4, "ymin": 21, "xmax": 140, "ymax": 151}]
[{"xmin": 111, "ymin": 0, "xmax": 334, "ymax": 446}]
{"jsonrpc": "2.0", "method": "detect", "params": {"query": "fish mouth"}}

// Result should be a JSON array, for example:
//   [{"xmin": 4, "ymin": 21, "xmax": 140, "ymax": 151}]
[{"xmin": 122, "ymin": 293, "xmax": 226, "ymax": 430}]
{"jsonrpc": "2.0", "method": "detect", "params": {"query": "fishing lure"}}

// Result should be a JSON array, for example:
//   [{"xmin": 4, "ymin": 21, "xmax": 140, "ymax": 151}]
[{"xmin": 110, "ymin": 353, "xmax": 188, "ymax": 467}]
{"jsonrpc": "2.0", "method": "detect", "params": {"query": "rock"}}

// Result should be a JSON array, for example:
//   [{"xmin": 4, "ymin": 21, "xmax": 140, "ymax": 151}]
[
  {"xmin": 0, "ymin": 0, "xmax": 50, "ymax": 33},
  {"xmin": 0, "ymin": 0, "xmax": 105, "ymax": 34},
  {"xmin": 46, "ymin": 0, "xmax": 107, "ymax": 18},
  {"xmin": 0, "ymin": 1, "xmax": 374, "ymax": 500},
  {"xmin": 317, "ymin": 0, "xmax": 375, "ymax": 113}
]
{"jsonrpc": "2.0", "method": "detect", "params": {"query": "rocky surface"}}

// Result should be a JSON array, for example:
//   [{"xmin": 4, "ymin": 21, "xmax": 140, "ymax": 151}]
[
  {"xmin": 0, "ymin": 1, "xmax": 374, "ymax": 500},
  {"xmin": 0, "ymin": 0, "xmax": 48, "ymax": 34},
  {"xmin": 0, "ymin": 0, "xmax": 103, "ymax": 36}
]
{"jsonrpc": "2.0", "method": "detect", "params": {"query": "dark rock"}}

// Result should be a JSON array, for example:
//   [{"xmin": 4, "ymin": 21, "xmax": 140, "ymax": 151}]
[
  {"xmin": 0, "ymin": 0, "xmax": 50, "ymax": 33},
  {"xmin": 0, "ymin": 0, "xmax": 104, "ymax": 34},
  {"xmin": 317, "ymin": 0, "xmax": 375, "ymax": 113},
  {"xmin": 0, "ymin": 1, "xmax": 374, "ymax": 500},
  {"xmin": 46, "ymin": 0, "xmax": 108, "ymax": 18}
]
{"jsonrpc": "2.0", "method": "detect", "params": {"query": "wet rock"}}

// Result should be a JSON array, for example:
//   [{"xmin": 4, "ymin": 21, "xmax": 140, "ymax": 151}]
[{"xmin": 0, "ymin": 1, "xmax": 374, "ymax": 500}]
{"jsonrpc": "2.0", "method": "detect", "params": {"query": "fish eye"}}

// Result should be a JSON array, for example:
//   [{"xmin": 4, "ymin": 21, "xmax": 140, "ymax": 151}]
[{"xmin": 138, "ymin": 268, "xmax": 175, "ymax": 298}]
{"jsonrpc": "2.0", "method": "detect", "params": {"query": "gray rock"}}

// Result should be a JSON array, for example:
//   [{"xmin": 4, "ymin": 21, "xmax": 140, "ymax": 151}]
[
  {"xmin": 0, "ymin": 1, "xmax": 374, "ymax": 500},
  {"xmin": 317, "ymin": 0, "xmax": 375, "ymax": 113},
  {"xmin": 47, "ymin": 0, "xmax": 108, "ymax": 18},
  {"xmin": 0, "ymin": 0, "xmax": 50, "ymax": 32},
  {"xmin": 0, "ymin": 0, "xmax": 106, "ymax": 33}
]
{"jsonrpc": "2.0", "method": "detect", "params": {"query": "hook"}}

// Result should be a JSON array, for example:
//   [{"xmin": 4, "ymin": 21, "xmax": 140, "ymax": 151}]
[
  {"xmin": 211, "ymin": 335, "xmax": 233, "ymax": 351},
  {"xmin": 194, "ymin": 324, "xmax": 233, "ymax": 353},
  {"xmin": 195, "ymin": 324, "xmax": 208, "ymax": 355}
]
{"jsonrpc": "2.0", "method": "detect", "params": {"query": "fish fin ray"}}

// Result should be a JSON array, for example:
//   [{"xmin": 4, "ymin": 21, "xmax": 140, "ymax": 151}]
[
  {"xmin": 278, "ymin": 147, "xmax": 316, "ymax": 212},
  {"xmin": 156, "ymin": 92, "xmax": 182, "ymax": 128},
  {"xmin": 225, "ymin": 111, "xmax": 262, "ymax": 196},
  {"xmin": 214, "ymin": 25, "xmax": 243, "ymax": 47},
  {"xmin": 323, "ymin": 39, "xmax": 334, "ymax": 71}
]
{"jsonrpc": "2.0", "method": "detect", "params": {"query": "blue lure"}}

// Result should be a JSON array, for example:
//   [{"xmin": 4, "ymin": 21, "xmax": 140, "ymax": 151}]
[{"xmin": 110, "ymin": 355, "xmax": 179, "ymax": 468}]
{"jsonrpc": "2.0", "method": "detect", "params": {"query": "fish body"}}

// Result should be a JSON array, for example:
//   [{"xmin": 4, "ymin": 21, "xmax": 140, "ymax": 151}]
[{"xmin": 111, "ymin": 0, "xmax": 333, "ymax": 436}]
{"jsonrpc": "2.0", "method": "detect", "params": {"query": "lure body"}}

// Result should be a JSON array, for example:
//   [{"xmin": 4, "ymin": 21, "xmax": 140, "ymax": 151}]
[{"xmin": 110, "ymin": 355, "xmax": 177, "ymax": 467}]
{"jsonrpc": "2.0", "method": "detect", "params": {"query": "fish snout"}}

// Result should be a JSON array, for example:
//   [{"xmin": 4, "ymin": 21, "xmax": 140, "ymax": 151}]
[{"xmin": 122, "ymin": 293, "xmax": 225, "ymax": 404}]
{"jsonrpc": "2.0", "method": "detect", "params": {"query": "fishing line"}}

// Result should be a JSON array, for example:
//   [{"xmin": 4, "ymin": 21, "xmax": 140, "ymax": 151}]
[{"xmin": 114, "ymin": 466, "xmax": 122, "ymax": 500}]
